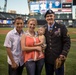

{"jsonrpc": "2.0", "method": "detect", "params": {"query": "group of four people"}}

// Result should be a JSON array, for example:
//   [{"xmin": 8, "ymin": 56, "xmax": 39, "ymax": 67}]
[{"xmin": 4, "ymin": 9, "xmax": 71, "ymax": 75}]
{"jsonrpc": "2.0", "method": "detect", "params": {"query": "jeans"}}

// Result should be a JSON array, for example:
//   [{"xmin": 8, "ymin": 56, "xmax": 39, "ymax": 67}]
[
  {"xmin": 8, "ymin": 64, "xmax": 24, "ymax": 75},
  {"xmin": 25, "ymin": 58, "xmax": 44, "ymax": 75}
]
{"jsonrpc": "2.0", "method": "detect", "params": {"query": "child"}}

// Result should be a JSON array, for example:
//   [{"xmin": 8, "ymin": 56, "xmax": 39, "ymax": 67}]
[{"xmin": 34, "ymin": 26, "xmax": 46, "ymax": 58}]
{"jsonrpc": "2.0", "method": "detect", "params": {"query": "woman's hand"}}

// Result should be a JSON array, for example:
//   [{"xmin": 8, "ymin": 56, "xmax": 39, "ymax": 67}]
[{"xmin": 36, "ymin": 46, "xmax": 42, "ymax": 52}]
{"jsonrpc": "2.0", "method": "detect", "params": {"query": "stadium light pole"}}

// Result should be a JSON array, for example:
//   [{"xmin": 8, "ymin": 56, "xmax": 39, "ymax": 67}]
[
  {"xmin": 0, "ymin": 6, "xmax": 1, "ymax": 10},
  {"xmin": 0, "ymin": 6, "xmax": 4, "ymax": 12},
  {"xmin": 3, "ymin": 0, "xmax": 7, "ymax": 12}
]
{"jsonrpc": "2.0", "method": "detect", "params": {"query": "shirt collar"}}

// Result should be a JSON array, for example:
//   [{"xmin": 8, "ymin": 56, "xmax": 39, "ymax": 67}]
[
  {"xmin": 48, "ymin": 22, "xmax": 55, "ymax": 31},
  {"xmin": 25, "ymin": 30, "xmax": 37, "ymax": 37},
  {"xmin": 48, "ymin": 21, "xmax": 55, "ymax": 28},
  {"xmin": 13, "ymin": 28, "xmax": 24, "ymax": 34}
]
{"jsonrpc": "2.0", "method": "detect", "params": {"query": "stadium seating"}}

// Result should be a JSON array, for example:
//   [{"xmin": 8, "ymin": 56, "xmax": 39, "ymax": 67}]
[{"xmin": 0, "ymin": 11, "xmax": 76, "ymax": 27}]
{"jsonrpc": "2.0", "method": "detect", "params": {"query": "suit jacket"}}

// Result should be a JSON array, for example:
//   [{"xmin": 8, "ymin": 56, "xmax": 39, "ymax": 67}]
[{"xmin": 44, "ymin": 22, "xmax": 71, "ymax": 64}]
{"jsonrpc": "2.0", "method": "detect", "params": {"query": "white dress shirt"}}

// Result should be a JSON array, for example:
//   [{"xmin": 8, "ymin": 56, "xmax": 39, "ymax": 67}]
[{"xmin": 4, "ymin": 28, "xmax": 25, "ymax": 66}]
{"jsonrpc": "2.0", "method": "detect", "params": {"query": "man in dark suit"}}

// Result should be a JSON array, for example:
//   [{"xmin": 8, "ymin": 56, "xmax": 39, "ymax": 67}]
[{"xmin": 44, "ymin": 9, "xmax": 71, "ymax": 75}]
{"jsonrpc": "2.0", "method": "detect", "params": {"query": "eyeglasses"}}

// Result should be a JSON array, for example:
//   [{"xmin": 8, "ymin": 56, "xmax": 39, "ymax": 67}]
[{"xmin": 16, "ymin": 23, "xmax": 23, "ymax": 25}]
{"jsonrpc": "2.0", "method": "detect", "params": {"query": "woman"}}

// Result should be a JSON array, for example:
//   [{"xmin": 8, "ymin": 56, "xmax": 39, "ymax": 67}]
[{"xmin": 21, "ymin": 18, "xmax": 44, "ymax": 75}]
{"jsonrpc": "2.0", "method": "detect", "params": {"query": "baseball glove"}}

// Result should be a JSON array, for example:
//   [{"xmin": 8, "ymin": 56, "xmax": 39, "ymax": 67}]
[{"xmin": 54, "ymin": 57, "xmax": 66, "ymax": 69}]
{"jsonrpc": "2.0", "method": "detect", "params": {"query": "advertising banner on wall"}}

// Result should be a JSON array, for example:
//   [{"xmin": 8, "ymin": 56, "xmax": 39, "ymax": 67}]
[
  {"xmin": 50, "ymin": 0, "xmax": 61, "ymax": 12},
  {"xmin": 62, "ymin": 3, "xmax": 72, "ymax": 12},
  {"xmin": 0, "ymin": 19, "xmax": 13, "ymax": 25},
  {"xmin": 30, "ymin": 2, "xmax": 40, "ymax": 13},
  {"xmin": 39, "ymin": 1, "xmax": 48, "ymax": 14},
  {"xmin": 62, "ymin": 0, "xmax": 72, "ymax": 3},
  {"xmin": 29, "ymin": 0, "xmax": 72, "ymax": 14},
  {"xmin": 29, "ymin": 0, "xmax": 62, "ymax": 14},
  {"xmin": 72, "ymin": 6, "xmax": 76, "ymax": 19}
]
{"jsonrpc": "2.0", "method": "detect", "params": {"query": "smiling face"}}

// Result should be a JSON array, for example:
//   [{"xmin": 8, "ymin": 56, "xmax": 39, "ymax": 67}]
[
  {"xmin": 28, "ymin": 21, "xmax": 36, "ymax": 31},
  {"xmin": 14, "ymin": 17, "xmax": 24, "ymax": 33},
  {"xmin": 27, "ymin": 18, "xmax": 37, "ymax": 32},
  {"xmin": 45, "ymin": 13, "xmax": 55, "ymax": 25}
]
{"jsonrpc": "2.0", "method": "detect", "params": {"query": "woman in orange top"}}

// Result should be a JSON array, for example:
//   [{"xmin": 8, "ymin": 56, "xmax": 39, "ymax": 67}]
[{"xmin": 21, "ymin": 18, "xmax": 44, "ymax": 75}]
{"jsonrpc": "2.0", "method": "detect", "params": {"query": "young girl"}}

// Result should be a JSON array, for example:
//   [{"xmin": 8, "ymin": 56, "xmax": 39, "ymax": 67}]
[{"xmin": 34, "ymin": 26, "xmax": 47, "ymax": 58}]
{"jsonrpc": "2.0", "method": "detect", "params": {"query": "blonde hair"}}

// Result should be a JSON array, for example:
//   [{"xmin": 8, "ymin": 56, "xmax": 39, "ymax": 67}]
[
  {"xmin": 38, "ymin": 26, "xmax": 45, "ymax": 34},
  {"xmin": 27, "ymin": 18, "xmax": 37, "ymax": 25}
]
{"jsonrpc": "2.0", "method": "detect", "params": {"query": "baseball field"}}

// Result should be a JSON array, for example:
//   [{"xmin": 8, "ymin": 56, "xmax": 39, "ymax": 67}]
[{"xmin": 0, "ymin": 28, "xmax": 76, "ymax": 75}]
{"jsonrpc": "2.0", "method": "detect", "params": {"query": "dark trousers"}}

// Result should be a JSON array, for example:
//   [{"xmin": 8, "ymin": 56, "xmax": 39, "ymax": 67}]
[
  {"xmin": 25, "ymin": 58, "xmax": 44, "ymax": 75},
  {"xmin": 45, "ymin": 63, "xmax": 64, "ymax": 75},
  {"xmin": 8, "ymin": 64, "xmax": 24, "ymax": 75},
  {"xmin": 55, "ymin": 64, "xmax": 64, "ymax": 75}
]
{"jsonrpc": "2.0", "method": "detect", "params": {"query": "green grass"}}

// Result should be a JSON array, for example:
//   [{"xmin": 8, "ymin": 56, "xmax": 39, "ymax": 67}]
[
  {"xmin": 65, "ymin": 41, "xmax": 76, "ymax": 75},
  {"xmin": 0, "ymin": 34, "xmax": 7, "ymax": 75},
  {"xmin": 0, "ymin": 28, "xmax": 76, "ymax": 75},
  {"xmin": 0, "ymin": 28, "xmax": 13, "ymax": 30},
  {"xmin": 68, "ymin": 28, "xmax": 76, "ymax": 39}
]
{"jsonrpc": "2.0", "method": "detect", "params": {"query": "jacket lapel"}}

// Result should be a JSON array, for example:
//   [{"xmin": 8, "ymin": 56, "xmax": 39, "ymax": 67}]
[{"xmin": 44, "ymin": 22, "xmax": 58, "ymax": 36}]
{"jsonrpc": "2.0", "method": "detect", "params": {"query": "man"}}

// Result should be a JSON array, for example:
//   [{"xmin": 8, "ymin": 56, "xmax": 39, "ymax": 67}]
[
  {"xmin": 4, "ymin": 16, "xmax": 24, "ymax": 75},
  {"xmin": 44, "ymin": 9, "xmax": 71, "ymax": 75}
]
